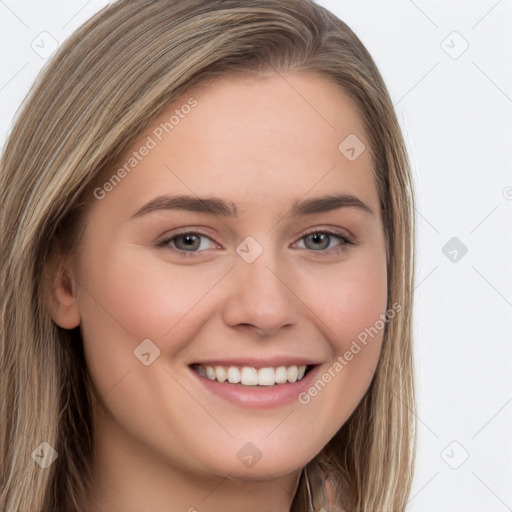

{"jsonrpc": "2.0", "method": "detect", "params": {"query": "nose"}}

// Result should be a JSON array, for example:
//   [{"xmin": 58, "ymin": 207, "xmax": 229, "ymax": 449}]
[{"xmin": 221, "ymin": 244, "xmax": 301, "ymax": 337}]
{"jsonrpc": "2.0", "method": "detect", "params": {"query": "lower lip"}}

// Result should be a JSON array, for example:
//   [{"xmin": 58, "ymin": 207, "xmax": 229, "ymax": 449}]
[{"xmin": 189, "ymin": 365, "xmax": 321, "ymax": 409}]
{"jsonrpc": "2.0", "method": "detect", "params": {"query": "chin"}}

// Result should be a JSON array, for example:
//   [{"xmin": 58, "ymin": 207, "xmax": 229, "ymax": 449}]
[{"xmin": 193, "ymin": 438, "xmax": 321, "ymax": 481}]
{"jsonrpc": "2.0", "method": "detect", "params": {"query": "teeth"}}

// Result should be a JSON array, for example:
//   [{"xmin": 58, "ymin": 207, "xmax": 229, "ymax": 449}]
[
  {"xmin": 288, "ymin": 365, "xmax": 298, "ymax": 383},
  {"xmin": 214, "ymin": 366, "xmax": 227, "ymax": 383},
  {"xmin": 275, "ymin": 366, "xmax": 288, "ymax": 384},
  {"xmin": 241, "ymin": 367, "xmax": 258, "ymax": 385},
  {"xmin": 196, "ymin": 364, "xmax": 308, "ymax": 386},
  {"xmin": 258, "ymin": 367, "xmax": 275, "ymax": 386},
  {"xmin": 227, "ymin": 367, "xmax": 241, "ymax": 384}
]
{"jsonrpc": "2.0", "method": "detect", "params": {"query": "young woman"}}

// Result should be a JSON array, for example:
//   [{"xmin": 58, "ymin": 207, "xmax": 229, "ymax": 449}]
[{"xmin": 0, "ymin": 1, "xmax": 416, "ymax": 510}]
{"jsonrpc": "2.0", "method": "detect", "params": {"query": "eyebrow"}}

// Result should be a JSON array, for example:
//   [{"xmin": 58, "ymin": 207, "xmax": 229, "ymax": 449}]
[{"xmin": 130, "ymin": 193, "xmax": 374, "ymax": 219}]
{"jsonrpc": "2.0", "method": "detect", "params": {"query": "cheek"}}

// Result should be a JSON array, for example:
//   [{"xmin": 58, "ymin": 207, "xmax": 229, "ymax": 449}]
[
  {"xmin": 75, "ymin": 244, "xmax": 235, "ymax": 410},
  {"xmin": 293, "ymin": 248, "xmax": 388, "ymax": 437},
  {"xmin": 308, "ymin": 249, "xmax": 388, "ymax": 354},
  {"xmin": 78, "ymin": 243, "xmax": 226, "ymax": 345},
  {"xmin": 338, "ymin": 266, "xmax": 387, "ymax": 353}
]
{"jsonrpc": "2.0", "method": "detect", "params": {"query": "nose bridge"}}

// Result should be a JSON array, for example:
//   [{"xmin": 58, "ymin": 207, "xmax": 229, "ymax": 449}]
[
  {"xmin": 222, "ymin": 235, "xmax": 301, "ymax": 335},
  {"xmin": 238, "ymin": 242, "xmax": 281, "ymax": 294}
]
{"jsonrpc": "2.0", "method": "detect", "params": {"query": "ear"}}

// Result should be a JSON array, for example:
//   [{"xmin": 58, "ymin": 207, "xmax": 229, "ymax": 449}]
[{"xmin": 44, "ymin": 245, "xmax": 81, "ymax": 330}]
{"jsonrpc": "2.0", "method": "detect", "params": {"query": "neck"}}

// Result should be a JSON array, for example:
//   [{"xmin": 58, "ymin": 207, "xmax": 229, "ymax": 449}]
[{"xmin": 79, "ymin": 402, "xmax": 302, "ymax": 512}]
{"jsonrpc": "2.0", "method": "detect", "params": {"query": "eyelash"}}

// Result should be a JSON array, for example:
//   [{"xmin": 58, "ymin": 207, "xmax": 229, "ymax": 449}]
[{"xmin": 156, "ymin": 228, "xmax": 356, "ymax": 258}]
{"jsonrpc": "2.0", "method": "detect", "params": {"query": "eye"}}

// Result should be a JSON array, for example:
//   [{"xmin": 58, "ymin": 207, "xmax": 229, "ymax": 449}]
[
  {"xmin": 156, "ymin": 230, "xmax": 218, "ymax": 257},
  {"xmin": 156, "ymin": 227, "xmax": 355, "ymax": 258},
  {"xmin": 292, "ymin": 229, "xmax": 354, "ymax": 254}
]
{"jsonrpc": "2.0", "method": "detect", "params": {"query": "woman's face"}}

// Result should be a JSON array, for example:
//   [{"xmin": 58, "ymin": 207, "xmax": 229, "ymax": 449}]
[{"xmin": 57, "ymin": 72, "xmax": 387, "ymax": 483}]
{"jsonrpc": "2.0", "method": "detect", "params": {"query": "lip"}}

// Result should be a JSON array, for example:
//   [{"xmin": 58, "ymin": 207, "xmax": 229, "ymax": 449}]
[{"xmin": 189, "ymin": 363, "xmax": 322, "ymax": 409}]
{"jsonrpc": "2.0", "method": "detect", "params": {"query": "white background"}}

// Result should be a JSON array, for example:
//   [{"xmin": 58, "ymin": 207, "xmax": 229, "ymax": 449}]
[{"xmin": 1, "ymin": 1, "xmax": 511, "ymax": 511}]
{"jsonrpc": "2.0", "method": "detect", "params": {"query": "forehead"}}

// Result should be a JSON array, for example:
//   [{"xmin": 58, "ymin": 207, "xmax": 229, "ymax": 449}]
[
  {"xmin": 92, "ymin": 72, "xmax": 379, "ymax": 221},
  {"xmin": 169, "ymin": 72, "xmax": 369, "ymax": 165}
]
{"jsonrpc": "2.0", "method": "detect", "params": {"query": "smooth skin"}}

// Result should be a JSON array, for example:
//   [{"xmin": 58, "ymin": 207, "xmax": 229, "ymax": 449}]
[{"xmin": 49, "ymin": 72, "xmax": 388, "ymax": 512}]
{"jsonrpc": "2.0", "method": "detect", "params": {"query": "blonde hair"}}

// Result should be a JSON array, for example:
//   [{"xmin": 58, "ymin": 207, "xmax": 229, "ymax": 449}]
[{"xmin": 0, "ymin": 1, "xmax": 416, "ymax": 510}]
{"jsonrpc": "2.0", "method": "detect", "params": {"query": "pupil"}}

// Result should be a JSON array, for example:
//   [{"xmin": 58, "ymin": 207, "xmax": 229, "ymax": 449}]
[
  {"xmin": 310, "ymin": 233, "xmax": 328, "ymax": 250},
  {"xmin": 182, "ymin": 235, "xmax": 199, "ymax": 249}
]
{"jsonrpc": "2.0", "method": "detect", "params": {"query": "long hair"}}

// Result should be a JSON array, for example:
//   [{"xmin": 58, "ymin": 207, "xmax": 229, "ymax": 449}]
[{"xmin": 0, "ymin": 1, "xmax": 416, "ymax": 510}]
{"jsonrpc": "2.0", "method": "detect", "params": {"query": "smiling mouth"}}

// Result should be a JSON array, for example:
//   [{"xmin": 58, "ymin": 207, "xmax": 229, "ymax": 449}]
[{"xmin": 190, "ymin": 364, "xmax": 312, "ymax": 386}]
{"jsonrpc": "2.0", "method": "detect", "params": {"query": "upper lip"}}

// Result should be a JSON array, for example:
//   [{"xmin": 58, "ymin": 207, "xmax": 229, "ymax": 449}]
[{"xmin": 190, "ymin": 357, "xmax": 320, "ymax": 369}]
